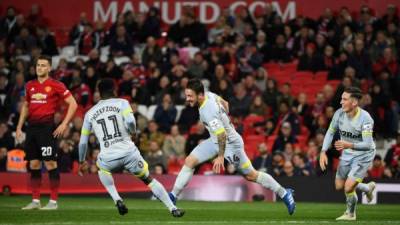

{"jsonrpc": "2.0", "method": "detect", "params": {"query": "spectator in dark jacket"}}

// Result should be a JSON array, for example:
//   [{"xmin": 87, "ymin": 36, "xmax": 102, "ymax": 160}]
[
  {"xmin": 272, "ymin": 122, "xmax": 298, "ymax": 152},
  {"xmin": 110, "ymin": 25, "xmax": 134, "ymax": 57},
  {"xmin": 154, "ymin": 94, "xmax": 177, "ymax": 133}
]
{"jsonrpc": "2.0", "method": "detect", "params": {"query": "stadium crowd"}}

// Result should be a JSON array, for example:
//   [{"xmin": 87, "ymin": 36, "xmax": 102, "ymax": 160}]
[{"xmin": 0, "ymin": 4, "xmax": 399, "ymax": 179}]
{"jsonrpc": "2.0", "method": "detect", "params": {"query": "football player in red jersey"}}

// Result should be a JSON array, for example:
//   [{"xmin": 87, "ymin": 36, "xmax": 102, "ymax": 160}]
[{"xmin": 16, "ymin": 55, "xmax": 77, "ymax": 210}]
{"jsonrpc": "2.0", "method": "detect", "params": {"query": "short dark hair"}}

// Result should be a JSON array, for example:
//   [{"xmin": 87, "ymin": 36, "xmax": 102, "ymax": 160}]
[
  {"xmin": 344, "ymin": 86, "xmax": 362, "ymax": 100},
  {"xmin": 187, "ymin": 78, "xmax": 204, "ymax": 95},
  {"xmin": 98, "ymin": 78, "xmax": 115, "ymax": 99},
  {"xmin": 36, "ymin": 55, "xmax": 52, "ymax": 66}
]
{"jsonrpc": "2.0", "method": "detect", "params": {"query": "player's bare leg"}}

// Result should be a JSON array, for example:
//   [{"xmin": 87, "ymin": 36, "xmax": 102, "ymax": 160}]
[
  {"xmin": 169, "ymin": 155, "xmax": 199, "ymax": 203},
  {"xmin": 40, "ymin": 160, "xmax": 59, "ymax": 210},
  {"xmin": 244, "ymin": 169, "xmax": 296, "ymax": 215},
  {"xmin": 22, "ymin": 160, "xmax": 42, "ymax": 210},
  {"xmin": 336, "ymin": 178, "xmax": 358, "ymax": 221}
]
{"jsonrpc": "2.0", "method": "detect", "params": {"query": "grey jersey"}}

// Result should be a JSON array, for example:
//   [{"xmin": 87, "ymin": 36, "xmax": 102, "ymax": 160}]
[
  {"xmin": 199, "ymin": 92, "xmax": 241, "ymax": 143},
  {"xmin": 322, "ymin": 107, "xmax": 376, "ymax": 160},
  {"xmin": 81, "ymin": 98, "xmax": 137, "ymax": 160}
]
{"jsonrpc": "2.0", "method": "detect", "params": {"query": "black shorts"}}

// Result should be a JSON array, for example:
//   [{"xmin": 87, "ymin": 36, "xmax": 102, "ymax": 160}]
[{"xmin": 25, "ymin": 124, "xmax": 58, "ymax": 161}]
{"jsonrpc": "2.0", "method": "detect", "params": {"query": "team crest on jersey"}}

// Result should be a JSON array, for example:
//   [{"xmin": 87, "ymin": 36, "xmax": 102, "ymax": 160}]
[{"xmin": 45, "ymin": 86, "xmax": 52, "ymax": 92}]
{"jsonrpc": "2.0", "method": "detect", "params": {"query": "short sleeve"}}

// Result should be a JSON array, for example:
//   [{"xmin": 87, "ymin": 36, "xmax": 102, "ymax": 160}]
[
  {"xmin": 361, "ymin": 115, "xmax": 374, "ymax": 137},
  {"xmin": 54, "ymin": 81, "xmax": 71, "ymax": 99},
  {"xmin": 81, "ymin": 113, "xmax": 92, "ymax": 136},
  {"xmin": 202, "ymin": 104, "xmax": 225, "ymax": 135}
]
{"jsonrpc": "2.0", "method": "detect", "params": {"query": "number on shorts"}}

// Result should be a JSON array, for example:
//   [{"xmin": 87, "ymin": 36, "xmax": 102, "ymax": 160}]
[{"xmin": 41, "ymin": 146, "xmax": 52, "ymax": 157}]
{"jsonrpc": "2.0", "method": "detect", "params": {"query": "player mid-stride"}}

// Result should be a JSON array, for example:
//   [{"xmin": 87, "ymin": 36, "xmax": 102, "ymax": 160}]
[
  {"xmin": 168, "ymin": 79, "xmax": 296, "ymax": 215},
  {"xmin": 320, "ymin": 87, "xmax": 376, "ymax": 221},
  {"xmin": 78, "ymin": 79, "xmax": 184, "ymax": 217}
]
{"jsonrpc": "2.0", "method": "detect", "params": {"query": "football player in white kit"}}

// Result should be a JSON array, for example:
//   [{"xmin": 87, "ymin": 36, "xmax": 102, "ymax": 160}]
[
  {"xmin": 168, "ymin": 79, "xmax": 296, "ymax": 215},
  {"xmin": 78, "ymin": 79, "xmax": 184, "ymax": 217}
]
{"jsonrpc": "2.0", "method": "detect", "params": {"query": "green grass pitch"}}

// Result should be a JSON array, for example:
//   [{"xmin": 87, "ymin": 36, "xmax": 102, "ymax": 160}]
[{"xmin": 1, "ymin": 196, "xmax": 400, "ymax": 225}]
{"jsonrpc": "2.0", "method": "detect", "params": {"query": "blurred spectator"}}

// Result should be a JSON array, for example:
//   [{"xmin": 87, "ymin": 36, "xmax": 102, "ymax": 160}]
[
  {"xmin": 292, "ymin": 153, "xmax": 313, "ymax": 176},
  {"xmin": 153, "ymin": 163, "xmax": 167, "ymax": 175},
  {"xmin": 14, "ymin": 27, "xmax": 37, "ymax": 55},
  {"xmin": 110, "ymin": 25, "xmax": 134, "ymax": 57},
  {"xmin": 139, "ymin": 120, "xmax": 165, "ymax": 153},
  {"xmin": 281, "ymin": 161, "xmax": 295, "ymax": 177},
  {"xmin": 69, "ymin": 12, "xmax": 90, "ymax": 45},
  {"xmin": 372, "ymin": 47, "xmax": 398, "ymax": 77},
  {"xmin": 153, "ymin": 93, "xmax": 177, "ymax": 133},
  {"xmin": 145, "ymin": 141, "xmax": 167, "ymax": 174},
  {"xmin": 368, "ymin": 155, "xmax": 385, "ymax": 178},
  {"xmin": 35, "ymin": 26, "xmax": 58, "ymax": 56},
  {"xmin": 229, "ymin": 83, "xmax": 252, "ymax": 117},
  {"xmin": 347, "ymin": 39, "xmax": 372, "ymax": 79},
  {"xmin": 0, "ymin": 7, "xmax": 19, "ymax": 43},
  {"xmin": 275, "ymin": 101, "xmax": 300, "ymax": 135},
  {"xmin": 272, "ymin": 122, "xmax": 298, "ymax": 152},
  {"xmin": 262, "ymin": 79, "xmax": 280, "ymax": 112},
  {"xmin": 384, "ymin": 133, "xmax": 400, "ymax": 167},
  {"xmin": 292, "ymin": 92, "xmax": 310, "ymax": 118},
  {"xmin": 177, "ymin": 103, "xmax": 199, "ymax": 133},
  {"xmin": 277, "ymin": 83, "xmax": 294, "ymax": 107},
  {"xmin": 249, "ymin": 95, "xmax": 267, "ymax": 116},
  {"xmin": 130, "ymin": 102, "xmax": 148, "ymax": 133},
  {"xmin": 58, "ymin": 140, "xmax": 74, "ymax": 173},
  {"xmin": 185, "ymin": 122, "xmax": 209, "ymax": 155},
  {"xmin": 369, "ymin": 31, "xmax": 396, "ymax": 63},
  {"xmin": 140, "ymin": 7, "xmax": 161, "ymax": 41},
  {"xmin": 271, "ymin": 151, "xmax": 284, "ymax": 177},
  {"xmin": 283, "ymin": 143, "xmax": 295, "ymax": 162},
  {"xmin": 187, "ymin": 52, "xmax": 206, "ymax": 79},
  {"xmin": 252, "ymin": 143, "xmax": 272, "ymax": 173},
  {"xmin": 297, "ymin": 43, "xmax": 324, "ymax": 72},
  {"xmin": 269, "ymin": 34, "xmax": 292, "ymax": 63},
  {"xmin": 142, "ymin": 36, "xmax": 162, "ymax": 67},
  {"xmin": 0, "ymin": 122, "xmax": 14, "ymax": 150},
  {"xmin": 162, "ymin": 124, "xmax": 186, "ymax": 160}
]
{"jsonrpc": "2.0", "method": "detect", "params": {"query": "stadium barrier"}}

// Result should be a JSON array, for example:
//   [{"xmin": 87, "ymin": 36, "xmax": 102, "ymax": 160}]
[{"xmin": 1, "ymin": 172, "xmax": 399, "ymax": 203}]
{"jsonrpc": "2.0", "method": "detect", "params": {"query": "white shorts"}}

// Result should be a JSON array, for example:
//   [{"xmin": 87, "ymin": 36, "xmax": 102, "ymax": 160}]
[
  {"xmin": 190, "ymin": 138, "xmax": 254, "ymax": 175},
  {"xmin": 97, "ymin": 148, "xmax": 149, "ymax": 178},
  {"xmin": 336, "ymin": 151, "xmax": 375, "ymax": 182}
]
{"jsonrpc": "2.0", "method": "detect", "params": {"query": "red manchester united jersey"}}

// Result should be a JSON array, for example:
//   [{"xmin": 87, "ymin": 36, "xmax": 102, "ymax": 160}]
[{"xmin": 25, "ymin": 78, "xmax": 71, "ymax": 124}]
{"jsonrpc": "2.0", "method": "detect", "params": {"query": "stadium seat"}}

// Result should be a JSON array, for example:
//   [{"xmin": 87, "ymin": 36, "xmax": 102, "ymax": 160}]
[
  {"xmin": 137, "ymin": 105, "xmax": 148, "ymax": 118},
  {"xmin": 60, "ymin": 46, "xmax": 76, "ymax": 58},
  {"xmin": 113, "ymin": 56, "xmax": 131, "ymax": 66},
  {"xmin": 175, "ymin": 105, "xmax": 185, "ymax": 122},
  {"xmin": 51, "ymin": 55, "xmax": 61, "ymax": 70},
  {"xmin": 146, "ymin": 105, "xmax": 157, "ymax": 120}
]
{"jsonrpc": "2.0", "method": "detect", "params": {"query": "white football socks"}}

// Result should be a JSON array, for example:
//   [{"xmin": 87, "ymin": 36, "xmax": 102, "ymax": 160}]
[
  {"xmin": 98, "ymin": 171, "xmax": 122, "ymax": 203},
  {"xmin": 148, "ymin": 179, "xmax": 177, "ymax": 212},
  {"xmin": 171, "ymin": 165, "xmax": 194, "ymax": 197},
  {"xmin": 256, "ymin": 172, "xmax": 287, "ymax": 198}
]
